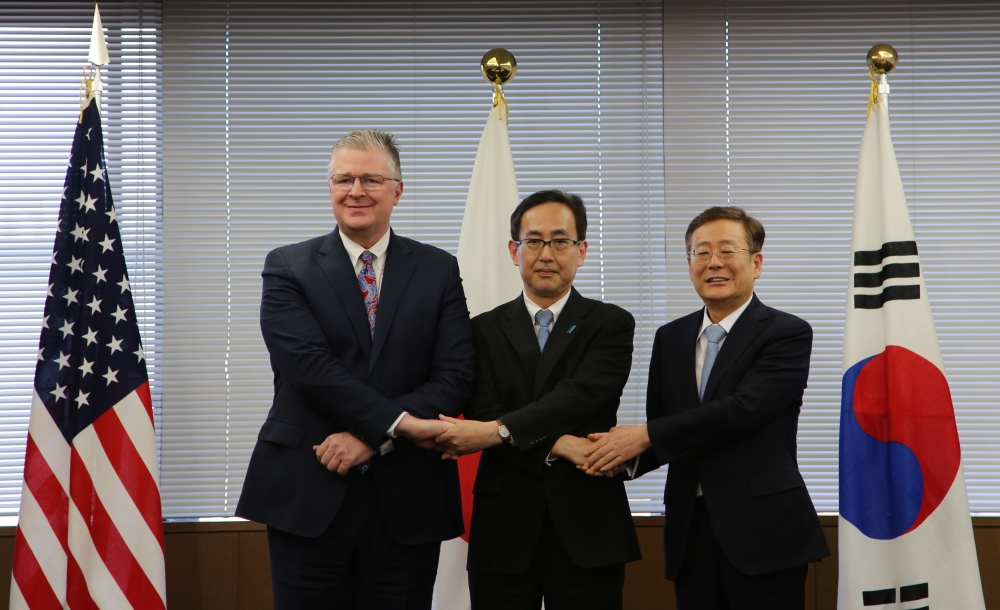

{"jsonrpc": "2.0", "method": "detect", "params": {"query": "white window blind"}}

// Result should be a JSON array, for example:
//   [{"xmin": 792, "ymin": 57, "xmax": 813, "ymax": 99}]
[
  {"xmin": 161, "ymin": 0, "xmax": 666, "ymax": 516},
  {"xmin": 0, "ymin": 1, "xmax": 162, "ymax": 518},
  {"xmin": 664, "ymin": 0, "xmax": 1000, "ymax": 512}
]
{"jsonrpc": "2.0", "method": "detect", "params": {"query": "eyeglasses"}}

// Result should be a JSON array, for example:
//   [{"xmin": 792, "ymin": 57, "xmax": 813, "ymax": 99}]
[
  {"xmin": 687, "ymin": 248, "xmax": 757, "ymax": 264},
  {"xmin": 329, "ymin": 174, "xmax": 401, "ymax": 191},
  {"xmin": 516, "ymin": 238, "xmax": 582, "ymax": 252}
]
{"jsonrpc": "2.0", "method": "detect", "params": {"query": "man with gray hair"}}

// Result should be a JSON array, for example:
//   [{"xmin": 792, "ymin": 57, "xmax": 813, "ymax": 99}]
[
  {"xmin": 582, "ymin": 206, "xmax": 829, "ymax": 609},
  {"xmin": 237, "ymin": 129, "xmax": 475, "ymax": 609}
]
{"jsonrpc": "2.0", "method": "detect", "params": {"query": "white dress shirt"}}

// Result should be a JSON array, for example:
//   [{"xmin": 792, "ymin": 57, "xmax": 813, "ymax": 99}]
[
  {"xmin": 523, "ymin": 289, "xmax": 571, "ymax": 338},
  {"xmin": 339, "ymin": 226, "xmax": 390, "ymax": 297}
]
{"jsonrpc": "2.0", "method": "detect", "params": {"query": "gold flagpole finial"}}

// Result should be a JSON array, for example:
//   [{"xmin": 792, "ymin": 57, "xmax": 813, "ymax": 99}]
[
  {"xmin": 481, "ymin": 49, "xmax": 517, "ymax": 120},
  {"xmin": 866, "ymin": 44, "xmax": 898, "ymax": 116}
]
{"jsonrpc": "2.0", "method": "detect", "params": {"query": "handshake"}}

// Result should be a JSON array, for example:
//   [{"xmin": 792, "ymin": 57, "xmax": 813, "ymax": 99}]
[{"xmin": 313, "ymin": 413, "xmax": 651, "ymax": 478}]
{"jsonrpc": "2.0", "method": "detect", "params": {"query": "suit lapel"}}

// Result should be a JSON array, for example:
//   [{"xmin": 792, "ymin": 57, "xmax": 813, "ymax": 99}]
[
  {"xmin": 316, "ymin": 228, "xmax": 371, "ymax": 357},
  {"xmin": 532, "ymin": 288, "xmax": 590, "ymax": 398},
  {"xmin": 702, "ymin": 295, "xmax": 767, "ymax": 402},
  {"xmin": 500, "ymin": 297, "xmax": 541, "ymax": 384},
  {"xmin": 676, "ymin": 312, "xmax": 702, "ymax": 405},
  {"xmin": 369, "ymin": 231, "xmax": 416, "ymax": 371}
]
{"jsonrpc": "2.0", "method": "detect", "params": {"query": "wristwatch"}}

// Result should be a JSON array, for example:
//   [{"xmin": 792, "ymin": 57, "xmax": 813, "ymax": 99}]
[{"xmin": 497, "ymin": 420, "xmax": 512, "ymax": 444}]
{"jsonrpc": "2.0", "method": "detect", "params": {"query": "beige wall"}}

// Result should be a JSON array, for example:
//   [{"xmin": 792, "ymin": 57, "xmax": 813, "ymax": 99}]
[{"xmin": 2, "ymin": 517, "xmax": 999, "ymax": 609}]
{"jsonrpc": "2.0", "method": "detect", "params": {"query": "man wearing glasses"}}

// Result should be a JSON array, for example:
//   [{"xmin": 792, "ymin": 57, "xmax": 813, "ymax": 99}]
[
  {"xmin": 583, "ymin": 207, "xmax": 829, "ymax": 609},
  {"xmin": 237, "ymin": 129, "xmax": 475, "ymax": 609},
  {"xmin": 435, "ymin": 190, "xmax": 640, "ymax": 610}
]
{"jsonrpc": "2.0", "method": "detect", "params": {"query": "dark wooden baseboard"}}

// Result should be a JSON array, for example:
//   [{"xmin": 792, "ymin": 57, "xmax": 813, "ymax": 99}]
[{"xmin": 1, "ymin": 516, "xmax": 998, "ymax": 609}]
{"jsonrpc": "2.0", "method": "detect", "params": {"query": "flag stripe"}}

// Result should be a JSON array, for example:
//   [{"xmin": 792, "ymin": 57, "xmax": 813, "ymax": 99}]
[
  {"xmin": 10, "ymin": 529, "xmax": 62, "ymax": 610},
  {"xmin": 116, "ymin": 385, "xmax": 160, "ymax": 491},
  {"xmin": 29, "ymin": 391, "xmax": 71, "ymax": 491},
  {"xmin": 135, "ymin": 379, "xmax": 154, "ymax": 426},
  {"xmin": 65, "ymin": 545, "xmax": 102, "ymax": 610},
  {"xmin": 69, "ymin": 448, "xmax": 165, "ymax": 610},
  {"xmin": 853, "ymin": 285, "xmax": 921, "ymax": 309},
  {"xmin": 22, "ymin": 435, "xmax": 69, "ymax": 553},
  {"xmin": 853, "ymin": 240, "xmax": 918, "ymax": 265},
  {"xmin": 92, "ymin": 402, "xmax": 165, "ymax": 548},
  {"xmin": 861, "ymin": 588, "xmax": 895, "ymax": 605},
  {"xmin": 9, "ymin": 577, "xmax": 29, "ymax": 610},
  {"xmin": 15, "ymin": 486, "xmax": 66, "ymax": 604},
  {"xmin": 853, "ymin": 263, "xmax": 920, "ymax": 287},
  {"xmin": 900, "ymin": 583, "xmax": 929, "ymax": 601},
  {"xmin": 76, "ymin": 421, "xmax": 166, "ymax": 594}
]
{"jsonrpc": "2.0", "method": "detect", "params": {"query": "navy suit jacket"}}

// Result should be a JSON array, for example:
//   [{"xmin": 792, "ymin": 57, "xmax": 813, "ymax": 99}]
[
  {"xmin": 638, "ymin": 295, "xmax": 830, "ymax": 578},
  {"xmin": 236, "ymin": 228, "xmax": 474, "ymax": 544},
  {"xmin": 466, "ymin": 289, "xmax": 641, "ymax": 574}
]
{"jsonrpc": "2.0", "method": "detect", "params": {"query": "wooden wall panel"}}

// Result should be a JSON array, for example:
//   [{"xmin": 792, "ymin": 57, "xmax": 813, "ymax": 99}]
[
  {"xmin": 812, "ymin": 517, "xmax": 839, "ymax": 610},
  {"xmin": 237, "ymin": 529, "xmax": 273, "ymax": 610},
  {"xmin": 0, "ymin": 517, "xmax": 998, "ymax": 609},
  {"xmin": 624, "ymin": 517, "xmax": 674, "ymax": 610},
  {"xmin": 974, "ymin": 517, "xmax": 1000, "ymax": 607},
  {"xmin": 164, "ymin": 525, "xmax": 241, "ymax": 610},
  {"xmin": 0, "ymin": 534, "xmax": 12, "ymax": 605}
]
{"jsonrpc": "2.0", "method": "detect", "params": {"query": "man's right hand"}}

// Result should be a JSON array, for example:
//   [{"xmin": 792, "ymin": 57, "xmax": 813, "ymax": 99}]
[
  {"xmin": 551, "ymin": 435, "xmax": 622, "ymax": 478},
  {"xmin": 395, "ymin": 413, "xmax": 454, "ymax": 449},
  {"xmin": 313, "ymin": 432, "xmax": 376, "ymax": 476}
]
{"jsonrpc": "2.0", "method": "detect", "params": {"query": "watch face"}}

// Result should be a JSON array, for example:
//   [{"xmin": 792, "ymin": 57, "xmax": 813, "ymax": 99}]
[{"xmin": 498, "ymin": 425, "xmax": 510, "ymax": 438}]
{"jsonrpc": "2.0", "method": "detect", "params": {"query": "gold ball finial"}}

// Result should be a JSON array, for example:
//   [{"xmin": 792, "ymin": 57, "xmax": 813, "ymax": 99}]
[
  {"xmin": 867, "ymin": 44, "xmax": 898, "ymax": 75},
  {"xmin": 481, "ymin": 48, "xmax": 517, "ymax": 85}
]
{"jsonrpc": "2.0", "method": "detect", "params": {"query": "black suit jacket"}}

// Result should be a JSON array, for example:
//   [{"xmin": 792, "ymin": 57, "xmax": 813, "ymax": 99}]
[
  {"xmin": 466, "ymin": 288, "xmax": 641, "ymax": 574},
  {"xmin": 638, "ymin": 295, "xmax": 830, "ymax": 578},
  {"xmin": 235, "ymin": 228, "xmax": 474, "ymax": 545}
]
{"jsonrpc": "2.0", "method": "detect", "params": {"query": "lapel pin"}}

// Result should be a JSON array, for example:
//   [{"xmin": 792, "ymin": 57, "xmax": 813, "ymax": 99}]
[{"xmin": 567, "ymin": 325, "xmax": 576, "ymax": 334}]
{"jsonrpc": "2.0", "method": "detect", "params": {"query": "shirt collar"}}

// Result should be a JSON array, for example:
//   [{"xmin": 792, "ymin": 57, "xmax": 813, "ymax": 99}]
[
  {"xmin": 523, "ymin": 289, "xmax": 572, "ymax": 326},
  {"xmin": 339, "ymin": 227, "xmax": 391, "ymax": 264},
  {"xmin": 699, "ymin": 294, "xmax": 754, "ymax": 337}
]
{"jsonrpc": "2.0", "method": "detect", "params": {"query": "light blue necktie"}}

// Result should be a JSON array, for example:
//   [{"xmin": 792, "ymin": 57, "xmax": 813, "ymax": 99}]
[
  {"xmin": 536, "ymin": 309, "xmax": 554, "ymax": 351},
  {"xmin": 699, "ymin": 324, "xmax": 727, "ymax": 401}
]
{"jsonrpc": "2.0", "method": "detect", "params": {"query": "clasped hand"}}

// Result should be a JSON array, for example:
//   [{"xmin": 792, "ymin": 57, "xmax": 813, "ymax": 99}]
[
  {"xmin": 312, "ymin": 414, "xmax": 453, "ymax": 476},
  {"xmin": 313, "ymin": 415, "xmax": 650, "ymax": 477},
  {"xmin": 580, "ymin": 424, "xmax": 651, "ymax": 476}
]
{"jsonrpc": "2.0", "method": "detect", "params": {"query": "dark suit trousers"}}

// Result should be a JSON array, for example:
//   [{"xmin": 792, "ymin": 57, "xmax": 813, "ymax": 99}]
[
  {"xmin": 468, "ymin": 509, "xmax": 625, "ymax": 610},
  {"xmin": 674, "ymin": 498, "xmax": 807, "ymax": 610},
  {"xmin": 267, "ymin": 472, "xmax": 440, "ymax": 610}
]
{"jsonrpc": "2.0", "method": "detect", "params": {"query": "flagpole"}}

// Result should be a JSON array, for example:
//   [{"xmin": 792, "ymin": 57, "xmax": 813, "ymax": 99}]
[{"xmin": 433, "ymin": 49, "xmax": 522, "ymax": 610}]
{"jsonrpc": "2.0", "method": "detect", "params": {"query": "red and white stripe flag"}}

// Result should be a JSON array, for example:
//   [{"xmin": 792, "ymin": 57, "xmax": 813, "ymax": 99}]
[{"xmin": 10, "ymin": 12, "xmax": 165, "ymax": 607}]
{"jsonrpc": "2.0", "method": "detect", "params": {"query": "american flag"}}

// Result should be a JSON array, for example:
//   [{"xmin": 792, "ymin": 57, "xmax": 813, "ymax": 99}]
[{"xmin": 9, "ymin": 97, "xmax": 166, "ymax": 610}]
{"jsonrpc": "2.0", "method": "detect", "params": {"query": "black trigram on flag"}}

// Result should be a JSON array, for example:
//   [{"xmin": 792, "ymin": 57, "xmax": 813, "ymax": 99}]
[
  {"xmin": 863, "ymin": 581, "xmax": 929, "ymax": 608},
  {"xmin": 853, "ymin": 241, "xmax": 921, "ymax": 309}
]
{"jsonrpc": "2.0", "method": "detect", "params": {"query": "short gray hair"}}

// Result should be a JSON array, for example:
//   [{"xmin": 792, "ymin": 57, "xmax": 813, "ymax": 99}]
[{"xmin": 327, "ymin": 129, "xmax": 401, "ymax": 179}]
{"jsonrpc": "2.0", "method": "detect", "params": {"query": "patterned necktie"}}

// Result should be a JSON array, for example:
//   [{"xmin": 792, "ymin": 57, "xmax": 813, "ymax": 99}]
[
  {"xmin": 358, "ymin": 250, "xmax": 377, "ymax": 337},
  {"xmin": 535, "ymin": 309, "xmax": 554, "ymax": 351},
  {"xmin": 700, "ymin": 324, "xmax": 727, "ymax": 401}
]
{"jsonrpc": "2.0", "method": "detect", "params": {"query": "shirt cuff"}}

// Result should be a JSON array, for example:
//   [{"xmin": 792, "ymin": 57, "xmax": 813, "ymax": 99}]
[
  {"xmin": 387, "ymin": 412, "xmax": 407, "ymax": 438},
  {"xmin": 379, "ymin": 438, "xmax": 395, "ymax": 456},
  {"xmin": 625, "ymin": 456, "xmax": 640, "ymax": 479},
  {"xmin": 545, "ymin": 451, "xmax": 557, "ymax": 466}
]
